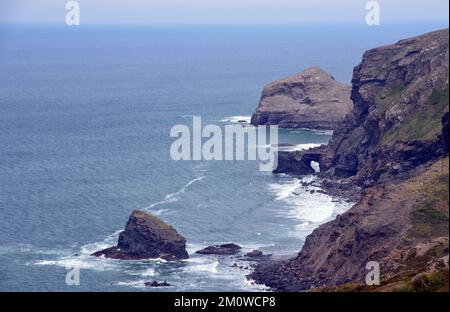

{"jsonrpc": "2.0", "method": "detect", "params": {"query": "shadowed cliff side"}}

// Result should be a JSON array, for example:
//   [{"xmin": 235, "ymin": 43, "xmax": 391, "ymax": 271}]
[{"xmin": 252, "ymin": 29, "xmax": 449, "ymax": 291}]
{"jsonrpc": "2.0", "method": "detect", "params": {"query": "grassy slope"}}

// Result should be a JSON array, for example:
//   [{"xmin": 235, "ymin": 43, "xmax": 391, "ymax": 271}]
[
  {"xmin": 317, "ymin": 158, "xmax": 449, "ymax": 292},
  {"xmin": 382, "ymin": 86, "xmax": 449, "ymax": 145}
]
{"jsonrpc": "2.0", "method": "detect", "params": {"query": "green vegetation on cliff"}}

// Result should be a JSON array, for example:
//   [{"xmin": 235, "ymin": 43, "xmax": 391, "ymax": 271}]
[
  {"xmin": 382, "ymin": 86, "xmax": 449, "ymax": 145},
  {"xmin": 408, "ymin": 158, "xmax": 449, "ymax": 238}
]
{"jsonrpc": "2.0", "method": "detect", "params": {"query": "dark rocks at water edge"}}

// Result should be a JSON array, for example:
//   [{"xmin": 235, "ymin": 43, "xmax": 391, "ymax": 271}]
[
  {"xmin": 241, "ymin": 250, "xmax": 273, "ymax": 262},
  {"xmin": 91, "ymin": 210, "xmax": 189, "ymax": 261},
  {"xmin": 273, "ymin": 145, "xmax": 326, "ymax": 176},
  {"xmin": 251, "ymin": 67, "xmax": 353, "ymax": 130},
  {"xmin": 245, "ymin": 250, "xmax": 263, "ymax": 258},
  {"xmin": 145, "ymin": 281, "xmax": 171, "ymax": 287},
  {"xmin": 196, "ymin": 243, "xmax": 242, "ymax": 255}
]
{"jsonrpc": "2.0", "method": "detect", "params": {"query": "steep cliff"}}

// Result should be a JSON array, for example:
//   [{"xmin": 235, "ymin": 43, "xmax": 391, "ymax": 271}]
[
  {"xmin": 251, "ymin": 67, "xmax": 353, "ymax": 130},
  {"xmin": 321, "ymin": 28, "xmax": 449, "ymax": 184},
  {"xmin": 252, "ymin": 29, "xmax": 449, "ymax": 291}
]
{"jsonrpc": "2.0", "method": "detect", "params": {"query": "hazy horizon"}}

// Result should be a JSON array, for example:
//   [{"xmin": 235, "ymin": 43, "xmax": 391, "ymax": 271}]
[{"xmin": 1, "ymin": 0, "xmax": 448, "ymax": 25}]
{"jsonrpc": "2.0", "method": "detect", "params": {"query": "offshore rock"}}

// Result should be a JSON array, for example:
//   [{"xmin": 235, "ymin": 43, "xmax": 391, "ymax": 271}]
[
  {"xmin": 92, "ymin": 210, "xmax": 189, "ymax": 261},
  {"xmin": 251, "ymin": 67, "xmax": 353, "ymax": 130}
]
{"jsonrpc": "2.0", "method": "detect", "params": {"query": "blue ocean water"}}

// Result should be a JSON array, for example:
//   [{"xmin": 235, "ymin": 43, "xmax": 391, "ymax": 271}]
[{"xmin": 0, "ymin": 23, "xmax": 446, "ymax": 291}]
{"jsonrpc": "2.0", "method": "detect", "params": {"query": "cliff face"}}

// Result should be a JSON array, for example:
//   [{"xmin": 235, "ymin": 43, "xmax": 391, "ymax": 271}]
[
  {"xmin": 321, "ymin": 29, "xmax": 449, "ymax": 185},
  {"xmin": 252, "ymin": 29, "xmax": 449, "ymax": 291},
  {"xmin": 251, "ymin": 67, "xmax": 353, "ymax": 130}
]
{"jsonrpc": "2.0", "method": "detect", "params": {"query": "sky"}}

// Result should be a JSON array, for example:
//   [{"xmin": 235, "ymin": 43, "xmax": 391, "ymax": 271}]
[{"xmin": 0, "ymin": 0, "xmax": 448, "ymax": 25}]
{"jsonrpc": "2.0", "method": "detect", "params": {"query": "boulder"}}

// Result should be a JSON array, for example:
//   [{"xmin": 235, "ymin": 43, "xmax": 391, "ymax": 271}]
[
  {"xmin": 245, "ymin": 250, "xmax": 263, "ymax": 258},
  {"xmin": 196, "ymin": 243, "xmax": 242, "ymax": 255},
  {"xmin": 251, "ymin": 67, "xmax": 353, "ymax": 130},
  {"xmin": 92, "ymin": 210, "xmax": 189, "ymax": 261}
]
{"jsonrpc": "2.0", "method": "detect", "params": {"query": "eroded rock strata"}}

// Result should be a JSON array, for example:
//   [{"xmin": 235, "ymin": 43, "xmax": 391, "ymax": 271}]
[
  {"xmin": 251, "ymin": 67, "xmax": 353, "ymax": 130},
  {"xmin": 92, "ymin": 210, "xmax": 189, "ymax": 261},
  {"xmin": 252, "ymin": 29, "xmax": 449, "ymax": 291}
]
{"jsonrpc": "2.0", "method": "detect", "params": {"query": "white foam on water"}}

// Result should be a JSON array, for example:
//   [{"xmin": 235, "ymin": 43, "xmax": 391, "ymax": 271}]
[
  {"xmin": 285, "ymin": 192, "xmax": 334, "ymax": 223},
  {"xmin": 245, "ymin": 278, "xmax": 270, "ymax": 291},
  {"xmin": 185, "ymin": 260, "xmax": 219, "ymax": 274},
  {"xmin": 30, "ymin": 228, "xmax": 169, "ymax": 274},
  {"xmin": 269, "ymin": 176, "xmax": 353, "ymax": 226},
  {"xmin": 33, "ymin": 256, "xmax": 120, "ymax": 271},
  {"xmin": 115, "ymin": 280, "xmax": 149, "ymax": 289},
  {"xmin": 288, "ymin": 128, "xmax": 333, "ymax": 135},
  {"xmin": 221, "ymin": 116, "xmax": 251, "ymax": 124},
  {"xmin": 31, "ymin": 247, "xmax": 168, "ymax": 277},
  {"xmin": 240, "ymin": 242, "xmax": 276, "ymax": 251},
  {"xmin": 193, "ymin": 162, "xmax": 210, "ymax": 173},
  {"xmin": 269, "ymin": 178, "xmax": 301, "ymax": 201},
  {"xmin": 311, "ymin": 129, "xmax": 333, "ymax": 135},
  {"xmin": 152, "ymin": 209, "xmax": 168, "ymax": 216},
  {"xmin": 146, "ymin": 197, "xmax": 179, "ymax": 209},
  {"xmin": 144, "ymin": 176, "xmax": 205, "ymax": 211},
  {"xmin": 79, "ymin": 230, "xmax": 122, "ymax": 255},
  {"xmin": 180, "ymin": 256, "xmax": 267, "ymax": 291},
  {"xmin": 186, "ymin": 243, "xmax": 206, "ymax": 254},
  {"xmin": 279, "ymin": 143, "xmax": 323, "ymax": 152},
  {"xmin": 30, "ymin": 230, "xmax": 123, "ymax": 271}
]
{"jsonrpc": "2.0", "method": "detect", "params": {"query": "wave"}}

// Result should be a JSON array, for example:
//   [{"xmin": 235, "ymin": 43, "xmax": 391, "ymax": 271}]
[
  {"xmin": 185, "ymin": 259, "xmax": 219, "ymax": 274},
  {"xmin": 268, "ymin": 175, "xmax": 305, "ymax": 201},
  {"xmin": 269, "ymin": 176, "xmax": 352, "ymax": 224},
  {"xmin": 79, "ymin": 230, "xmax": 122, "ymax": 255},
  {"xmin": 288, "ymin": 129, "xmax": 334, "ymax": 135},
  {"xmin": 33, "ymin": 256, "xmax": 120, "ymax": 271},
  {"xmin": 29, "ymin": 229, "xmax": 121, "ymax": 271},
  {"xmin": 278, "ymin": 143, "xmax": 323, "ymax": 152},
  {"xmin": 31, "ymin": 241, "xmax": 168, "ymax": 274},
  {"xmin": 115, "ymin": 280, "xmax": 149, "ymax": 288},
  {"xmin": 144, "ymin": 176, "xmax": 205, "ymax": 211}
]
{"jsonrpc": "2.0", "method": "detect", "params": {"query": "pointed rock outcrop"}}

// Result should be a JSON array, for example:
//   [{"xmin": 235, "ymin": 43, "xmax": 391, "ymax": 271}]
[{"xmin": 92, "ymin": 210, "xmax": 189, "ymax": 261}]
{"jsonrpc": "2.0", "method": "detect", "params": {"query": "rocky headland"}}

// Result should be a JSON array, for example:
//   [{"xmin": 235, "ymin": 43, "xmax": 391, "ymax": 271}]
[
  {"xmin": 251, "ymin": 67, "xmax": 354, "ymax": 130},
  {"xmin": 92, "ymin": 210, "xmax": 189, "ymax": 261},
  {"xmin": 251, "ymin": 29, "xmax": 449, "ymax": 292}
]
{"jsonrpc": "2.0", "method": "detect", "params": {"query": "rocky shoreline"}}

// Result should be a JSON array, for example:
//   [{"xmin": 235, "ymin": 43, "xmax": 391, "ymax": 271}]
[
  {"xmin": 91, "ymin": 29, "xmax": 449, "ymax": 292},
  {"xmin": 250, "ymin": 28, "xmax": 449, "ymax": 292}
]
